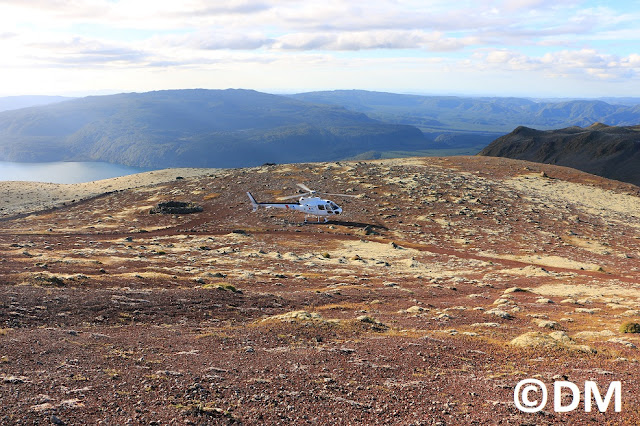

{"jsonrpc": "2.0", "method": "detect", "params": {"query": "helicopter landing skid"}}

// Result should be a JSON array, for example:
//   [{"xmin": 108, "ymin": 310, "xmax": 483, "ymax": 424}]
[{"xmin": 303, "ymin": 215, "xmax": 328, "ymax": 224}]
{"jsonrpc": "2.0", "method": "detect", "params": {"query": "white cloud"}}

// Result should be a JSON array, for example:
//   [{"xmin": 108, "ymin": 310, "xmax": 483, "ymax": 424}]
[
  {"xmin": 0, "ymin": 0, "xmax": 639, "ymax": 96},
  {"xmin": 499, "ymin": 0, "xmax": 574, "ymax": 13},
  {"xmin": 272, "ymin": 30, "xmax": 476, "ymax": 52},
  {"xmin": 624, "ymin": 54, "xmax": 640, "ymax": 67},
  {"xmin": 182, "ymin": 31, "xmax": 275, "ymax": 51},
  {"xmin": 473, "ymin": 48, "xmax": 640, "ymax": 82}
]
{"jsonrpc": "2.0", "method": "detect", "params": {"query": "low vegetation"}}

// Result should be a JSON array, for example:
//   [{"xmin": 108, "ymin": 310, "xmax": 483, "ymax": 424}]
[{"xmin": 620, "ymin": 322, "xmax": 640, "ymax": 333}]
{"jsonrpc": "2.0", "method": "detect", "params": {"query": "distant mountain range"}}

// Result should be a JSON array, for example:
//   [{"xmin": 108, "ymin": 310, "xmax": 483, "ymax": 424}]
[
  {"xmin": 1, "ymin": 89, "xmax": 640, "ymax": 169},
  {"xmin": 479, "ymin": 123, "xmax": 640, "ymax": 186},
  {"xmin": 290, "ymin": 90, "xmax": 640, "ymax": 133},
  {"xmin": 0, "ymin": 96, "xmax": 73, "ymax": 113},
  {"xmin": 0, "ymin": 89, "xmax": 425, "ymax": 168}
]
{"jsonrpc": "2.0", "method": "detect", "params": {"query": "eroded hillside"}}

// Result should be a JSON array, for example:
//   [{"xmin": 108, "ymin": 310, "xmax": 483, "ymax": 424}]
[{"xmin": 2, "ymin": 156, "xmax": 640, "ymax": 424}]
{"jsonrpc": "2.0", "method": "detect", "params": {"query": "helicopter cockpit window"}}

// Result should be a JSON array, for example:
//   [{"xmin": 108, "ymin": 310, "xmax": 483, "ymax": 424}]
[
  {"xmin": 330, "ymin": 203, "xmax": 339, "ymax": 210},
  {"xmin": 318, "ymin": 205, "xmax": 325, "ymax": 210},
  {"xmin": 326, "ymin": 204, "xmax": 333, "ymax": 211}
]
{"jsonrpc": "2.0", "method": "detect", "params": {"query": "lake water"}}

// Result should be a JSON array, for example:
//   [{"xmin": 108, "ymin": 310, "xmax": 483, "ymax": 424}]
[{"xmin": 0, "ymin": 161, "xmax": 153, "ymax": 184}]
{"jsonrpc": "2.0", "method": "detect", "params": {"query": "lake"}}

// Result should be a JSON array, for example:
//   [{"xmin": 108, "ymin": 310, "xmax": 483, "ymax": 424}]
[{"xmin": 0, "ymin": 161, "xmax": 153, "ymax": 184}]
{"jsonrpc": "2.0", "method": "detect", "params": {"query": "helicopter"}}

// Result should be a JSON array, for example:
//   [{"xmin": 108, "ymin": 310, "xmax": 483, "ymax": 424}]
[{"xmin": 247, "ymin": 184, "xmax": 358, "ymax": 223}]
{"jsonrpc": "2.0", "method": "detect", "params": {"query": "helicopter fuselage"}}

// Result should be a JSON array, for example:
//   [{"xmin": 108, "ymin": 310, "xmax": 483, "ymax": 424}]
[{"xmin": 247, "ymin": 193, "xmax": 342, "ymax": 221}]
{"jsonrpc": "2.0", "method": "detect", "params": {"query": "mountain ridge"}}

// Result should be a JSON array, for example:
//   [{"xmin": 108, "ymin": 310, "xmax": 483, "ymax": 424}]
[
  {"xmin": 0, "ymin": 95, "xmax": 73, "ymax": 113},
  {"xmin": 3, "ymin": 89, "xmax": 640, "ymax": 170},
  {"xmin": 0, "ymin": 89, "xmax": 427, "ymax": 168},
  {"xmin": 478, "ymin": 124, "xmax": 640, "ymax": 186},
  {"xmin": 290, "ymin": 90, "xmax": 640, "ymax": 132}
]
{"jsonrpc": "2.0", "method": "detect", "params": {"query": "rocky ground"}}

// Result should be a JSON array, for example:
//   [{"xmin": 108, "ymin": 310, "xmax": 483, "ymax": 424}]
[{"xmin": 2, "ymin": 156, "xmax": 640, "ymax": 424}]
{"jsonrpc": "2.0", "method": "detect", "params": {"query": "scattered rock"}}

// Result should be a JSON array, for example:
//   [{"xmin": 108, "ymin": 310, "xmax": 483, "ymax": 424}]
[
  {"xmin": 60, "ymin": 399, "xmax": 85, "ymax": 409},
  {"xmin": 575, "ymin": 308, "xmax": 600, "ymax": 314},
  {"xmin": 265, "ymin": 310, "xmax": 324, "ymax": 322},
  {"xmin": 510, "ymin": 331, "xmax": 595, "ymax": 353},
  {"xmin": 1, "ymin": 374, "xmax": 29, "ymax": 383},
  {"xmin": 471, "ymin": 322, "xmax": 501, "ymax": 328},
  {"xmin": 356, "ymin": 315, "xmax": 388, "ymax": 331},
  {"xmin": 535, "ymin": 320, "xmax": 560, "ymax": 330},
  {"xmin": 608, "ymin": 338, "xmax": 637, "ymax": 348},
  {"xmin": 435, "ymin": 313, "xmax": 453, "ymax": 320},
  {"xmin": 484, "ymin": 309, "xmax": 512, "ymax": 319},
  {"xmin": 574, "ymin": 330, "xmax": 615, "ymax": 339},
  {"xmin": 401, "ymin": 305, "xmax": 426, "ymax": 314},
  {"xmin": 31, "ymin": 403, "xmax": 55, "ymax": 413},
  {"xmin": 503, "ymin": 287, "xmax": 528, "ymax": 294},
  {"xmin": 149, "ymin": 201, "xmax": 203, "ymax": 214},
  {"xmin": 50, "ymin": 415, "xmax": 65, "ymax": 425},
  {"xmin": 155, "ymin": 370, "xmax": 183, "ymax": 377},
  {"xmin": 467, "ymin": 293, "xmax": 485, "ymax": 299},
  {"xmin": 26, "ymin": 273, "xmax": 65, "ymax": 287}
]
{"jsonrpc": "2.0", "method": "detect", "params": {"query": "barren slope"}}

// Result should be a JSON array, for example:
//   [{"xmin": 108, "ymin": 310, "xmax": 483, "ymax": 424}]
[
  {"xmin": 479, "ymin": 123, "xmax": 640, "ymax": 186},
  {"xmin": 2, "ymin": 156, "xmax": 640, "ymax": 424}
]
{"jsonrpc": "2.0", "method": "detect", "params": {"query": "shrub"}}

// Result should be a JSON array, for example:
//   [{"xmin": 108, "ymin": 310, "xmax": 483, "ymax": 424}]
[{"xmin": 620, "ymin": 322, "xmax": 640, "ymax": 333}]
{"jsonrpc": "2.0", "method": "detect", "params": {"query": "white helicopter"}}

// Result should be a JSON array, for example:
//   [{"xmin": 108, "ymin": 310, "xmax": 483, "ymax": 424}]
[{"xmin": 247, "ymin": 184, "xmax": 358, "ymax": 223}]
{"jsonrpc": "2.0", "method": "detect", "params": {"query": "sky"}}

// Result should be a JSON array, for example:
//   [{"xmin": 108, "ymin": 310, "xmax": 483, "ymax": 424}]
[{"xmin": 1, "ymin": 0, "xmax": 639, "ymax": 98}]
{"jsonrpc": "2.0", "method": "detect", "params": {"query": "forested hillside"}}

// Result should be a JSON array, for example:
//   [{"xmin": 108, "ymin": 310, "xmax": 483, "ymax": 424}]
[{"xmin": 0, "ymin": 89, "xmax": 427, "ymax": 168}]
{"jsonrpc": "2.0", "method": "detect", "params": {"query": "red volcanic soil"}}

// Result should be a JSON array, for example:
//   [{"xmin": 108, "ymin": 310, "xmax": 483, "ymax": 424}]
[{"xmin": 2, "ymin": 156, "xmax": 640, "ymax": 424}]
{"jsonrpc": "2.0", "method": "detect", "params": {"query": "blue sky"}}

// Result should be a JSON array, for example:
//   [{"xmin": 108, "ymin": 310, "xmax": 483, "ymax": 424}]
[{"xmin": 1, "ymin": 0, "xmax": 639, "ymax": 97}]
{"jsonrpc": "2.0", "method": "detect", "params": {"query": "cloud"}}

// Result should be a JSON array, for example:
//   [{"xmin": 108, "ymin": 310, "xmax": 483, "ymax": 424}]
[
  {"xmin": 1, "ymin": 0, "xmax": 640, "ymax": 96},
  {"xmin": 184, "ymin": 32, "xmax": 275, "ymax": 50},
  {"xmin": 474, "ymin": 48, "xmax": 640, "ymax": 81},
  {"xmin": 498, "ymin": 0, "xmax": 573, "ymax": 12},
  {"xmin": 624, "ymin": 54, "xmax": 640, "ymax": 67},
  {"xmin": 273, "ymin": 31, "xmax": 424, "ymax": 51},
  {"xmin": 272, "ymin": 30, "xmax": 477, "ymax": 52},
  {"xmin": 0, "ymin": 0, "xmax": 274, "ymax": 33},
  {"xmin": 274, "ymin": 3, "xmax": 497, "ymax": 33},
  {"xmin": 177, "ymin": 0, "xmax": 272, "ymax": 16},
  {"xmin": 25, "ymin": 37, "xmax": 151, "ymax": 68},
  {"xmin": 0, "ymin": 0, "xmax": 110, "ymax": 21}
]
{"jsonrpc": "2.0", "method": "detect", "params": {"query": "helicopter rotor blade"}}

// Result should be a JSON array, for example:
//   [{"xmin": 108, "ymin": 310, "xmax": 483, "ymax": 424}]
[
  {"xmin": 297, "ymin": 183, "xmax": 314, "ymax": 193},
  {"xmin": 317, "ymin": 192, "xmax": 360, "ymax": 198},
  {"xmin": 277, "ymin": 192, "xmax": 309, "ymax": 200},
  {"xmin": 282, "ymin": 184, "xmax": 362, "ymax": 199}
]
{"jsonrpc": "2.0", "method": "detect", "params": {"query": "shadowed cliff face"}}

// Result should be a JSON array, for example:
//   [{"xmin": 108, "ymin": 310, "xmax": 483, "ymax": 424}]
[
  {"xmin": 1, "ymin": 156, "xmax": 640, "ymax": 424},
  {"xmin": 479, "ymin": 123, "xmax": 640, "ymax": 186}
]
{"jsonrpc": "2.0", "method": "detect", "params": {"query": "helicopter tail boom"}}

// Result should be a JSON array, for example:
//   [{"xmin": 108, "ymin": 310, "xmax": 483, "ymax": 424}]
[{"xmin": 247, "ymin": 192, "xmax": 301, "ymax": 212}]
